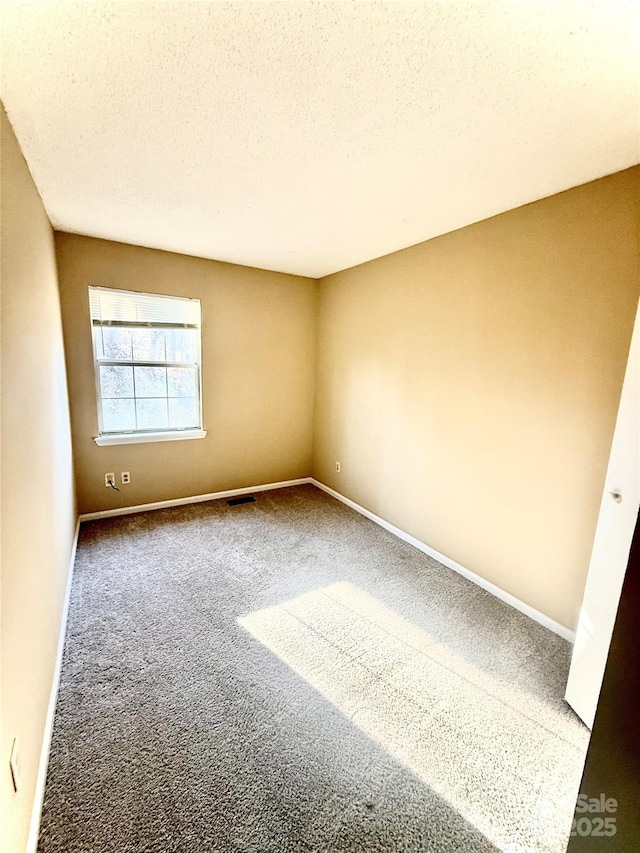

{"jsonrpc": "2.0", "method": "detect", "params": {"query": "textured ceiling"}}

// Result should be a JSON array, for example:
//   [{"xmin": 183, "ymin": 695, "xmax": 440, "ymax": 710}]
[{"xmin": 1, "ymin": 1, "xmax": 638, "ymax": 278}]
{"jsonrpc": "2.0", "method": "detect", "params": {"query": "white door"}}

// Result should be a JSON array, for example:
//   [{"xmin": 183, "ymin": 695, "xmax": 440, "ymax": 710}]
[{"xmin": 565, "ymin": 300, "xmax": 640, "ymax": 729}]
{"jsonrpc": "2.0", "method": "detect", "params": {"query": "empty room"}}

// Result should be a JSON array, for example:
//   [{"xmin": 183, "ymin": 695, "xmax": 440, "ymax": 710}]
[{"xmin": 1, "ymin": 2, "xmax": 639, "ymax": 852}]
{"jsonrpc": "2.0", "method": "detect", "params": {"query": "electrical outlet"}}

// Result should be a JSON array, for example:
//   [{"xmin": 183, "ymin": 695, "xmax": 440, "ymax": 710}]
[
  {"xmin": 121, "ymin": 472, "xmax": 131, "ymax": 485},
  {"xmin": 9, "ymin": 739, "xmax": 20, "ymax": 792},
  {"xmin": 105, "ymin": 472, "xmax": 115, "ymax": 487},
  {"xmin": 335, "ymin": 461, "xmax": 341, "ymax": 473}
]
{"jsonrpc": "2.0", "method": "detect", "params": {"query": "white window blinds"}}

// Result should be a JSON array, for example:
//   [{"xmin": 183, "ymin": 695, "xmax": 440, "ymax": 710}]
[{"xmin": 89, "ymin": 286, "xmax": 200, "ymax": 328}]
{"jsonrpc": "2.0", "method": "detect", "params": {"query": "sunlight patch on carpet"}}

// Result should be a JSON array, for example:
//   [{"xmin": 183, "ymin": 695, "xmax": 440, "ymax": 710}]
[{"xmin": 238, "ymin": 581, "xmax": 588, "ymax": 853}]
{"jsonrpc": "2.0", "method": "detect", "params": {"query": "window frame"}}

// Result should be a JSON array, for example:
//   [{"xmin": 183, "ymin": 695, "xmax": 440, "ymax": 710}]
[{"xmin": 89, "ymin": 286, "xmax": 206, "ymax": 446}]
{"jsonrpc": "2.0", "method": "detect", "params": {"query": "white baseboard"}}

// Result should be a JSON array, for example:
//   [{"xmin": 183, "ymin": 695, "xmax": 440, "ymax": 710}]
[
  {"xmin": 27, "ymin": 518, "xmax": 81, "ymax": 853},
  {"xmin": 310, "ymin": 479, "xmax": 575, "ymax": 643},
  {"xmin": 79, "ymin": 478, "xmax": 313, "ymax": 521}
]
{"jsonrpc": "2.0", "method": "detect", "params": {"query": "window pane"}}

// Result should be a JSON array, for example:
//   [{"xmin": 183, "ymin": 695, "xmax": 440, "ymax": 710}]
[
  {"xmin": 169, "ymin": 397, "xmax": 199, "ymax": 428},
  {"xmin": 134, "ymin": 366, "xmax": 167, "ymax": 398},
  {"xmin": 136, "ymin": 398, "xmax": 169, "ymax": 431},
  {"xmin": 100, "ymin": 365, "xmax": 134, "ymax": 398},
  {"xmin": 166, "ymin": 328, "xmax": 198, "ymax": 363},
  {"xmin": 101, "ymin": 327, "xmax": 133, "ymax": 360},
  {"xmin": 102, "ymin": 398, "xmax": 135, "ymax": 432},
  {"xmin": 132, "ymin": 328, "xmax": 166, "ymax": 362},
  {"xmin": 167, "ymin": 367, "xmax": 197, "ymax": 397}
]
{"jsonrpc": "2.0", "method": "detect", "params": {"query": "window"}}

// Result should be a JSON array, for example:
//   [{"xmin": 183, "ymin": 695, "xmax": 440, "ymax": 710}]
[{"xmin": 89, "ymin": 286, "xmax": 206, "ymax": 446}]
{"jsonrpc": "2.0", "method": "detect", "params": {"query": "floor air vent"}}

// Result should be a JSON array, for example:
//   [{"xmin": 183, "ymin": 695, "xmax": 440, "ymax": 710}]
[{"xmin": 227, "ymin": 495, "xmax": 256, "ymax": 506}]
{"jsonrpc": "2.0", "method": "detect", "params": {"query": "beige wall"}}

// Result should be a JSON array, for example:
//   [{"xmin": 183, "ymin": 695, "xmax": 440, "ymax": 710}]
[
  {"xmin": 55, "ymin": 234, "xmax": 317, "ymax": 515},
  {"xmin": 1, "ymin": 106, "xmax": 76, "ymax": 852},
  {"xmin": 313, "ymin": 167, "xmax": 640, "ymax": 631}
]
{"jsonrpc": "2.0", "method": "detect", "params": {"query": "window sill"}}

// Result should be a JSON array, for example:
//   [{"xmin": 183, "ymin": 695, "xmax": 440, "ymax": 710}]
[{"xmin": 94, "ymin": 429, "xmax": 207, "ymax": 447}]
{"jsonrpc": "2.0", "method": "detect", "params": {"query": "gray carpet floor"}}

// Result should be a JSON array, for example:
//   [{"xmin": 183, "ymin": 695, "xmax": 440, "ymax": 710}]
[{"xmin": 38, "ymin": 484, "xmax": 588, "ymax": 853}]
